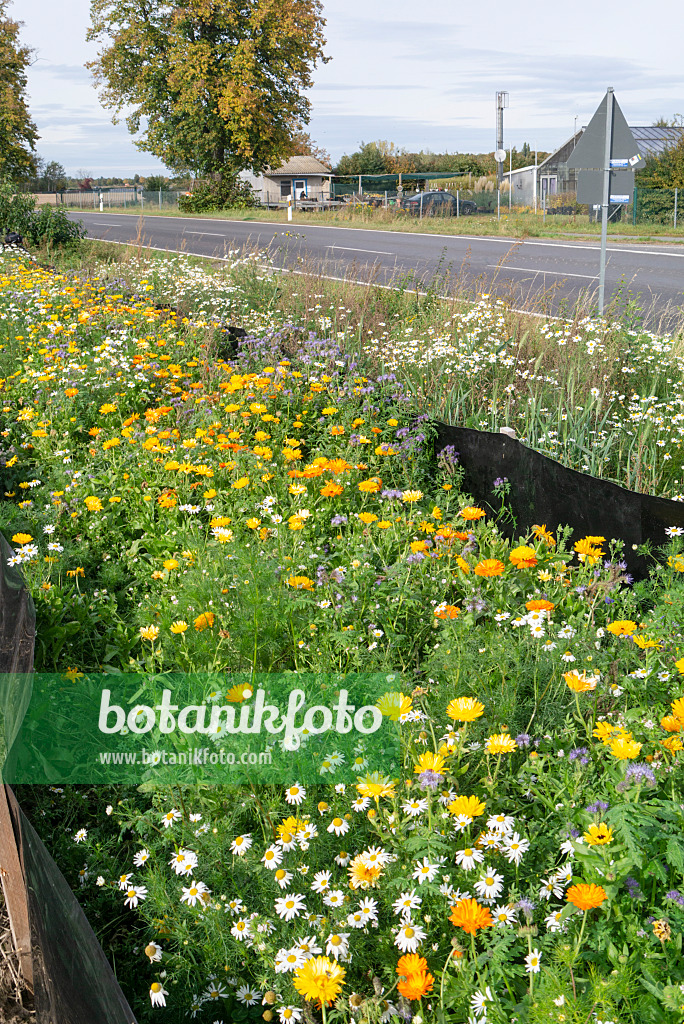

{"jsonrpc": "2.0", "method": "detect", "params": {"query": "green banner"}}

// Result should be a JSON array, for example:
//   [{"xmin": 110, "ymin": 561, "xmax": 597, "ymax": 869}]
[{"xmin": 2, "ymin": 672, "xmax": 401, "ymax": 784}]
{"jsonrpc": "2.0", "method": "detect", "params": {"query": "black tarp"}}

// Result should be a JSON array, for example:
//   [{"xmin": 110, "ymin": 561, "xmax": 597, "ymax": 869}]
[{"xmin": 434, "ymin": 423, "xmax": 684, "ymax": 580}]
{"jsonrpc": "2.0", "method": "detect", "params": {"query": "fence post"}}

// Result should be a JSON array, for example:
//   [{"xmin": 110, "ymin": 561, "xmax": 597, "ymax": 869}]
[
  {"xmin": 384, "ymin": 191, "xmax": 387, "ymax": 209},
  {"xmin": 287, "ymin": 195, "xmax": 292, "ymax": 221},
  {"xmin": 633, "ymin": 187, "xmax": 637, "ymax": 226},
  {"xmin": 159, "ymin": 188, "xmax": 162, "ymax": 210},
  {"xmin": 419, "ymin": 192, "xmax": 423, "ymax": 219},
  {"xmin": 497, "ymin": 189, "xmax": 500, "ymax": 220},
  {"xmin": 675, "ymin": 188, "xmax": 678, "ymax": 230},
  {"xmin": 457, "ymin": 190, "xmax": 460, "ymax": 217}
]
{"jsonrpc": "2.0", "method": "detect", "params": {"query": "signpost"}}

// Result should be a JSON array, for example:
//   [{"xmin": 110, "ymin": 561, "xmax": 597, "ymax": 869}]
[{"xmin": 568, "ymin": 89, "xmax": 645, "ymax": 314}]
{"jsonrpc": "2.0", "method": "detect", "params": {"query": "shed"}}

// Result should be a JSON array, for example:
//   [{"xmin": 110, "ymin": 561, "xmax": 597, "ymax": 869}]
[
  {"xmin": 240, "ymin": 156, "xmax": 333, "ymax": 205},
  {"xmin": 500, "ymin": 165, "xmax": 537, "ymax": 206}
]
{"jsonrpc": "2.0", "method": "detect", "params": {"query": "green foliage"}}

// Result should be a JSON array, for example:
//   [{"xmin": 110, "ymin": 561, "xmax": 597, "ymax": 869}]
[
  {"xmin": 177, "ymin": 176, "xmax": 261, "ymax": 213},
  {"xmin": 86, "ymin": 0, "xmax": 329, "ymax": 175},
  {"xmin": 0, "ymin": 180, "xmax": 85, "ymax": 247},
  {"xmin": 0, "ymin": 1, "xmax": 39, "ymax": 180}
]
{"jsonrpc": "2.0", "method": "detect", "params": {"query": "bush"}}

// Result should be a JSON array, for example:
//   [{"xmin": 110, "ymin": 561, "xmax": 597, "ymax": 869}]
[
  {"xmin": 178, "ymin": 176, "xmax": 261, "ymax": 213},
  {"xmin": 0, "ymin": 179, "xmax": 85, "ymax": 248}
]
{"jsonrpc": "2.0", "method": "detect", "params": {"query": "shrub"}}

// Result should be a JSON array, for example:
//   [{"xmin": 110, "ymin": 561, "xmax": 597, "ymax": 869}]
[{"xmin": 178, "ymin": 176, "xmax": 261, "ymax": 213}]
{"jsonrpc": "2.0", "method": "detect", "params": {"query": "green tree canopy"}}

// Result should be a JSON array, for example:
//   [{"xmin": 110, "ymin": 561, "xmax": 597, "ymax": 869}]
[
  {"xmin": 86, "ymin": 0, "xmax": 328, "ymax": 176},
  {"xmin": 0, "ymin": 1, "xmax": 39, "ymax": 181}
]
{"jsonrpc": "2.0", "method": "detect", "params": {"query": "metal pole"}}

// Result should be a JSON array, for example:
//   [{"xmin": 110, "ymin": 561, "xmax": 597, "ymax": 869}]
[
  {"xmin": 420, "ymin": 192, "xmax": 423, "ymax": 219},
  {"xmin": 159, "ymin": 188, "xmax": 162, "ymax": 209},
  {"xmin": 497, "ymin": 189, "xmax": 500, "ymax": 220},
  {"xmin": 675, "ymin": 188, "xmax": 678, "ymax": 229},
  {"xmin": 456, "ymin": 190, "xmax": 460, "ymax": 217},
  {"xmin": 509, "ymin": 149, "xmax": 512, "ymax": 211},
  {"xmin": 598, "ymin": 87, "xmax": 614, "ymax": 316},
  {"xmin": 358, "ymin": 174, "xmax": 362, "ymax": 197},
  {"xmin": 534, "ymin": 151, "xmax": 538, "ymax": 214},
  {"xmin": 384, "ymin": 190, "xmax": 387, "ymax": 209}
]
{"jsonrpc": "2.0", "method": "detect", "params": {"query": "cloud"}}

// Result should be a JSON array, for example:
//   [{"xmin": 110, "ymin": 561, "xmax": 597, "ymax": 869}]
[{"xmin": 31, "ymin": 62, "xmax": 91, "ymax": 82}]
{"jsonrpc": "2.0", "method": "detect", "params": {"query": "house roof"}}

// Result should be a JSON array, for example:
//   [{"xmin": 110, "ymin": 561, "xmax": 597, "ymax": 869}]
[
  {"xmin": 266, "ymin": 156, "xmax": 332, "ymax": 176},
  {"xmin": 540, "ymin": 125, "xmax": 684, "ymax": 168}
]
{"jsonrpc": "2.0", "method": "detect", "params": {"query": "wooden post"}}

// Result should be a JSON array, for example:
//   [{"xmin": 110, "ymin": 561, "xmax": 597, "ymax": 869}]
[{"xmin": 0, "ymin": 785, "xmax": 32, "ymax": 990}]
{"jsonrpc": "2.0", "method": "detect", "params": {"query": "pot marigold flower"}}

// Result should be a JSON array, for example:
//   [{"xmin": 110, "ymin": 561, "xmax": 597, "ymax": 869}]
[
  {"xmin": 661, "ymin": 736, "xmax": 683, "ymax": 752},
  {"xmin": 320, "ymin": 481, "xmax": 344, "ymax": 497},
  {"xmin": 661, "ymin": 715, "xmax": 682, "ymax": 733},
  {"xmin": 583, "ymin": 822, "xmax": 613, "ymax": 845},
  {"xmin": 348, "ymin": 855, "xmax": 382, "ymax": 890},
  {"xmin": 225, "ymin": 683, "xmax": 253, "ymax": 703},
  {"xmin": 671, "ymin": 697, "xmax": 684, "ymax": 721},
  {"xmin": 11, "ymin": 533, "xmax": 32, "ymax": 545},
  {"xmin": 447, "ymin": 795, "xmax": 486, "ymax": 818},
  {"xmin": 355, "ymin": 772, "xmax": 396, "ymax": 802},
  {"xmin": 485, "ymin": 733, "xmax": 517, "ymax": 754},
  {"xmin": 574, "ymin": 537, "xmax": 604, "ymax": 564},
  {"xmin": 396, "ymin": 953, "xmax": 428, "ymax": 978},
  {"xmin": 434, "ymin": 603, "xmax": 460, "ymax": 619},
  {"xmin": 564, "ymin": 670, "xmax": 597, "ymax": 692},
  {"xmin": 526, "ymin": 598, "xmax": 555, "ymax": 612},
  {"xmin": 401, "ymin": 490, "xmax": 423, "ymax": 503},
  {"xmin": 358, "ymin": 512, "xmax": 379, "ymax": 525},
  {"xmin": 566, "ymin": 883, "xmax": 607, "ymax": 910},
  {"xmin": 446, "ymin": 697, "xmax": 485, "ymax": 722},
  {"xmin": 287, "ymin": 575, "xmax": 315, "ymax": 590},
  {"xmin": 99, "ymin": 403, "xmax": 117, "ymax": 414},
  {"xmin": 449, "ymin": 898, "xmax": 493, "ymax": 935},
  {"xmin": 84, "ymin": 495, "xmax": 103, "ymax": 512},
  {"xmin": 592, "ymin": 721, "xmax": 614, "ymax": 742},
  {"xmin": 376, "ymin": 692, "xmax": 412, "ymax": 720},
  {"xmin": 473, "ymin": 558, "xmax": 505, "ymax": 577},
  {"xmin": 606, "ymin": 620, "xmax": 638, "ymax": 636},
  {"xmin": 532, "ymin": 523, "xmax": 555, "ymax": 545},
  {"xmin": 194, "ymin": 612, "xmax": 215, "ymax": 631},
  {"xmin": 358, "ymin": 478, "xmax": 382, "ymax": 493},
  {"xmin": 293, "ymin": 956, "xmax": 345, "ymax": 1006},
  {"xmin": 169, "ymin": 620, "xmax": 188, "ymax": 634},
  {"xmin": 459, "ymin": 506, "xmax": 486, "ymax": 521},
  {"xmin": 397, "ymin": 968, "xmax": 434, "ymax": 1000},
  {"xmin": 509, "ymin": 545, "xmax": 538, "ymax": 568},
  {"xmin": 64, "ymin": 387, "xmax": 79, "ymax": 397},
  {"xmin": 608, "ymin": 734, "xmax": 642, "ymax": 759},
  {"xmin": 414, "ymin": 751, "xmax": 448, "ymax": 776},
  {"xmin": 140, "ymin": 625, "xmax": 159, "ymax": 641}
]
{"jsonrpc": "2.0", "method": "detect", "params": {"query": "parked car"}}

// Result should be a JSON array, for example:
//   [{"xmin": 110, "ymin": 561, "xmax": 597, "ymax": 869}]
[{"xmin": 400, "ymin": 191, "xmax": 478, "ymax": 216}]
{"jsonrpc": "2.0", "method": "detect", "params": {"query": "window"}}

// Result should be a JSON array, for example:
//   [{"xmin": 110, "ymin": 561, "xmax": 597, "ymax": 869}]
[{"xmin": 280, "ymin": 181, "xmax": 291, "ymax": 198}]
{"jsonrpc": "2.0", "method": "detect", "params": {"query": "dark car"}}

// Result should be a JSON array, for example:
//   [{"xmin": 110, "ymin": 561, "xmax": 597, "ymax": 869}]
[{"xmin": 400, "ymin": 190, "xmax": 477, "ymax": 216}]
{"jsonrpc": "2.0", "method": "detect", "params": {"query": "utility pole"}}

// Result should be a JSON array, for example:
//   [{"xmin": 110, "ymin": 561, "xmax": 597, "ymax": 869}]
[{"xmin": 495, "ymin": 91, "xmax": 509, "ymax": 186}]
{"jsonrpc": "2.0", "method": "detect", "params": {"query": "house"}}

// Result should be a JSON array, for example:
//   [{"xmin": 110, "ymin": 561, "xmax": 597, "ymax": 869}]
[
  {"xmin": 535, "ymin": 125, "xmax": 684, "ymax": 204},
  {"xmin": 239, "ymin": 156, "xmax": 333, "ymax": 205}
]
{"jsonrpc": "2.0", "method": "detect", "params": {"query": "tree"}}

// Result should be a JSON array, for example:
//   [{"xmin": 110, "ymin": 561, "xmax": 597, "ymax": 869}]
[
  {"xmin": 0, "ymin": 1, "xmax": 39, "ymax": 180},
  {"xmin": 289, "ymin": 131, "xmax": 331, "ymax": 169},
  {"xmin": 86, "ymin": 0, "xmax": 328, "ymax": 176},
  {"xmin": 335, "ymin": 142, "xmax": 393, "ymax": 176}
]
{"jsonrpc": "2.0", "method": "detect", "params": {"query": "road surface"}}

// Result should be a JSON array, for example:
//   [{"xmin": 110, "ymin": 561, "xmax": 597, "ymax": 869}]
[{"xmin": 69, "ymin": 211, "xmax": 684, "ymax": 326}]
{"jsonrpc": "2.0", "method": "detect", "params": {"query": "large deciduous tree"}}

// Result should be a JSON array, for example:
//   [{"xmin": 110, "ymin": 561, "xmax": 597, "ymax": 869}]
[
  {"xmin": 0, "ymin": 1, "xmax": 39, "ymax": 181},
  {"xmin": 86, "ymin": 0, "xmax": 328, "ymax": 176}
]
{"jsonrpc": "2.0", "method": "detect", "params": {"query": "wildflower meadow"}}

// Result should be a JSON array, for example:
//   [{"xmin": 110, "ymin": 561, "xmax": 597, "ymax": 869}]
[{"xmin": 1, "ymin": 243, "xmax": 684, "ymax": 1024}]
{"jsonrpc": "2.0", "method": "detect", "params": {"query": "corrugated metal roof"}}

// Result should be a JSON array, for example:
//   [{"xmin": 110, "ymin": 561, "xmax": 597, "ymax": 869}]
[
  {"xmin": 630, "ymin": 126, "xmax": 684, "ymax": 158},
  {"xmin": 266, "ymin": 156, "xmax": 332, "ymax": 176}
]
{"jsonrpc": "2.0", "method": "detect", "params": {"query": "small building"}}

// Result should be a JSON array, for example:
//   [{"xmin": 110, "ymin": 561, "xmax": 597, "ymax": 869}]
[
  {"xmin": 500, "ymin": 165, "xmax": 538, "ymax": 206},
  {"xmin": 536, "ymin": 125, "xmax": 684, "ymax": 205},
  {"xmin": 239, "ymin": 156, "xmax": 333, "ymax": 205}
]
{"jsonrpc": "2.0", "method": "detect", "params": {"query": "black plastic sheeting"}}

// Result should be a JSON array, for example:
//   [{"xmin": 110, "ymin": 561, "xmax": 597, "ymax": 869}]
[{"xmin": 435, "ymin": 423, "xmax": 684, "ymax": 580}]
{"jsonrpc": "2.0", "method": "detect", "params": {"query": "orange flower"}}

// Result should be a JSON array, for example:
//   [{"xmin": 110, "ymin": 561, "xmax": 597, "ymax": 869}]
[
  {"xmin": 526, "ymin": 599, "xmax": 555, "ymax": 612},
  {"xmin": 449, "ymin": 898, "xmax": 493, "ymax": 934},
  {"xmin": 397, "ymin": 970, "xmax": 434, "ymax": 1000},
  {"xmin": 320, "ymin": 481, "xmax": 344, "ymax": 497},
  {"xmin": 671, "ymin": 697, "xmax": 684, "ymax": 721},
  {"xmin": 459, "ymin": 506, "xmax": 486, "ymax": 521},
  {"xmin": 396, "ymin": 954, "xmax": 428, "ymax": 978},
  {"xmin": 606, "ymin": 620, "xmax": 638, "ymax": 637},
  {"xmin": 509, "ymin": 545, "xmax": 538, "ymax": 568},
  {"xmin": 532, "ymin": 523, "xmax": 555, "ymax": 546},
  {"xmin": 661, "ymin": 736, "xmax": 683, "ymax": 753},
  {"xmin": 434, "ymin": 603, "xmax": 460, "ymax": 620},
  {"xmin": 661, "ymin": 715, "xmax": 682, "ymax": 733},
  {"xmin": 473, "ymin": 558, "xmax": 505, "ymax": 577},
  {"xmin": 566, "ymin": 883, "xmax": 607, "ymax": 910},
  {"xmin": 287, "ymin": 576, "xmax": 315, "ymax": 590},
  {"xmin": 194, "ymin": 612, "xmax": 215, "ymax": 631},
  {"xmin": 564, "ymin": 670, "xmax": 597, "ymax": 693},
  {"xmin": 358, "ymin": 478, "xmax": 382, "ymax": 494}
]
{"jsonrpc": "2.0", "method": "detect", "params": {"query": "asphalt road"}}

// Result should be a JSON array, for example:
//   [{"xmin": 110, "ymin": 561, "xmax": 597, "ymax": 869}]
[{"xmin": 70, "ymin": 211, "xmax": 684, "ymax": 326}]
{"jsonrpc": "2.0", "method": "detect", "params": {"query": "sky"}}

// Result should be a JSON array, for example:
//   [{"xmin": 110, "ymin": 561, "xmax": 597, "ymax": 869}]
[{"xmin": 14, "ymin": 0, "xmax": 684, "ymax": 177}]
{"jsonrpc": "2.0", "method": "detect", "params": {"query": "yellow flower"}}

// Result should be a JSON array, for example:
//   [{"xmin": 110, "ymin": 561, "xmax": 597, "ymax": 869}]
[
  {"xmin": 401, "ymin": 490, "xmax": 423, "ymax": 503},
  {"xmin": 414, "ymin": 751, "xmax": 448, "ymax": 776},
  {"xmin": 459, "ymin": 506, "xmax": 486, "ymax": 521},
  {"xmin": 446, "ymin": 697, "xmax": 485, "ymax": 722},
  {"xmin": 11, "ymin": 533, "xmax": 32, "ymax": 545},
  {"xmin": 84, "ymin": 495, "xmax": 103, "ymax": 512},
  {"xmin": 170, "ymin": 621, "xmax": 188, "ymax": 634},
  {"xmin": 99, "ymin": 403, "xmax": 117, "ymax": 414},
  {"xmin": 583, "ymin": 822, "xmax": 613, "ymax": 845},
  {"xmin": 376, "ymin": 692, "xmax": 413, "ymax": 721},
  {"xmin": 509, "ymin": 545, "xmax": 538, "ymax": 569},
  {"xmin": 447, "ymin": 795, "xmax": 486, "ymax": 818},
  {"xmin": 139, "ymin": 625, "xmax": 160, "ymax": 641},
  {"xmin": 632, "ymin": 635, "xmax": 662, "ymax": 650},
  {"xmin": 574, "ymin": 538, "xmax": 603, "ymax": 564},
  {"xmin": 485, "ymin": 733, "xmax": 517, "ymax": 754},
  {"xmin": 164, "ymin": 559, "xmax": 179, "ymax": 571},
  {"xmin": 293, "ymin": 956, "xmax": 345, "ymax": 1006},
  {"xmin": 287, "ymin": 575, "xmax": 315, "ymax": 591},
  {"xmin": 355, "ymin": 773, "xmax": 396, "ymax": 802},
  {"xmin": 63, "ymin": 666, "xmax": 84, "ymax": 682},
  {"xmin": 358, "ymin": 512, "xmax": 378, "ymax": 525},
  {"xmin": 225, "ymin": 683, "xmax": 253, "ymax": 703},
  {"xmin": 564, "ymin": 670, "xmax": 597, "ymax": 693},
  {"xmin": 661, "ymin": 715, "xmax": 682, "ymax": 733},
  {"xmin": 231, "ymin": 476, "xmax": 249, "ymax": 489},
  {"xmin": 606, "ymin": 620, "xmax": 638, "ymax": 637},
  {"xmin": 675, "ymin": 659, "xmax": 684, "ymax": 677},
  {"xmin": 473, "ymin": 558, "xmax": 505, "ymax": 577},
  {"xmin": 662, "ymin": 736, "xmax": 683, "ymax": 752},
  {"xmin": 671, "ymin": 697, "xmax": 684, "ymax": 721},
  {"xmin": 592, "ymin": 721, "xmax": 614, "ymax": 742},
  {"xmin": 608, "ymin": 734, "xmax": 642, "ymax": 759}
]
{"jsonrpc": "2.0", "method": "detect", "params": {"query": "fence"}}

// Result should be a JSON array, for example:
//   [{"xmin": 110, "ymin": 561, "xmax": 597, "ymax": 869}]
[{"xmin": 58, "ymin": 189, "xmax": 183, "ymax": 210}]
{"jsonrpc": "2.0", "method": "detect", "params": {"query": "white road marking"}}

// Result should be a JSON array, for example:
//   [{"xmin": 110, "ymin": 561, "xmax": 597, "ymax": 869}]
[
  {"xmin": 183, "ymin": 231, "xmax": 231, "ymax": 237},
  {"xmin": 486, "ymin": 264, "xmax": 599, "ymax": 280},
  {"xmin": 326, "ymin": 245, "xmax": 393, "ymax": 255}
]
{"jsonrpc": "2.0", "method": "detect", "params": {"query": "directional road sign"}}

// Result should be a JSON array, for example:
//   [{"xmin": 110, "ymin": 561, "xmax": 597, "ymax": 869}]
[{"xmin": 577, "ymin": 168, "xmax": 634, "ymax": 205}]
